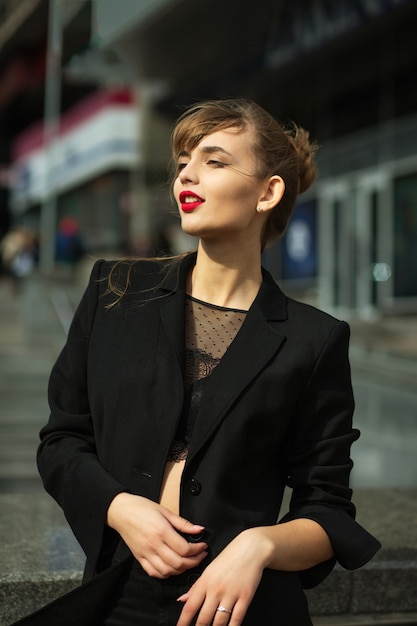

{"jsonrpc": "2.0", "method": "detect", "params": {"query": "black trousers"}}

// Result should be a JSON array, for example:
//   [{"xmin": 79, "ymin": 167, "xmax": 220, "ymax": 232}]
[
  {"xmin": 12, "ymin": 557, "xmax": 312, "ymax": 625},
  {"xmin": 100, "ymin": 559, "xmax": 314, "ymax": 626},
  {"xmin": 101, "ymin": 559, "xmax": 198, "ymax": 626}
]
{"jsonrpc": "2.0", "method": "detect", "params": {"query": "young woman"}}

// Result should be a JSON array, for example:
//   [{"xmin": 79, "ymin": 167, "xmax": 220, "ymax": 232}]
[{"xmin": 15, "ymin": 98, "xmax": 380, "ymax": 625}]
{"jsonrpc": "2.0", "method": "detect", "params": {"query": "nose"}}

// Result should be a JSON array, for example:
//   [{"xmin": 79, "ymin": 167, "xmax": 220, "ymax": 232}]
[{"xmin": 179, "ymin": 161, "xmax": 198, "ymax": 184}]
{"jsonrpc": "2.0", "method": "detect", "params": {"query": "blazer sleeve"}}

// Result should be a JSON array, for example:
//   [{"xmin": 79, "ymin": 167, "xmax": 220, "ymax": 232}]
[
  {"xmin": 279, "ymin": 320, "xmax": 381, "ymax": 588},
  {"xmin": 37, "ymin": 260, "xmax": 127, "ymax": 573}
]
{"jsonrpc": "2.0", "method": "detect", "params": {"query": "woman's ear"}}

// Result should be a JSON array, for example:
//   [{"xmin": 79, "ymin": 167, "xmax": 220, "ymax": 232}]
[{"xmin": 257, "ymin": 176, "xmax": 285, "ymax": 213}]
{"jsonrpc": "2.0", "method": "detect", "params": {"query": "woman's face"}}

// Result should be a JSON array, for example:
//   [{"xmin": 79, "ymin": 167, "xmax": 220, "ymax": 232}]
[{"xmin": 173, "ymin": 126, "xmax": 269, "ymax": 245}]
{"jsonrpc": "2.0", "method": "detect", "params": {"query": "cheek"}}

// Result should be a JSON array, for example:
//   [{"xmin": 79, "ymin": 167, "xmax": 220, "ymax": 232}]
[
  {"xmin": 212, "ymin": 177, "xmax": 255, "ymax": 203},
  {"xmin": 172, "ymin": 180, "xmax": 181, "ymax": 205},
  {"xmin": 228, "ymin": 184, "xmax": 259, "ymax": 208}
]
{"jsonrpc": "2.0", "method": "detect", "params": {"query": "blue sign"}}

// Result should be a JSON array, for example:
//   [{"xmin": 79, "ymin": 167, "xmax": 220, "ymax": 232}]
[{"xmin": 282, "ymin": 200, "xmax": 317, "ymax": 280}]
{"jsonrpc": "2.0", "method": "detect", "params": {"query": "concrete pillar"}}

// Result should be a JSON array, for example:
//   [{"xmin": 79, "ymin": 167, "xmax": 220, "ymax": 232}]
[{"xmin": 129, "ymin": 82, "xmax": 173, "ymax": 254}]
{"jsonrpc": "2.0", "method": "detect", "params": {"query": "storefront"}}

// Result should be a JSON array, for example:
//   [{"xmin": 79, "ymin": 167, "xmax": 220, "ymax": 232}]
[
  {"xmin": 316, "ymin": 113, "xmax": 417, "ymax": 317},
  {"xmin": 10, "ymin": 88, "xmax": 140, "ymax": 255},
  {"xmin": 263, "ymin": 112, "xmax": 417, "ymax": 318}
]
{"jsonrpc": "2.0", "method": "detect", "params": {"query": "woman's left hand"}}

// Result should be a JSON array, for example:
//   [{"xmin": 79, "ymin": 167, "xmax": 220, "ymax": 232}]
[{"xmin": 176, "ymin": 528, "xmax": 272, "ymax": 626}]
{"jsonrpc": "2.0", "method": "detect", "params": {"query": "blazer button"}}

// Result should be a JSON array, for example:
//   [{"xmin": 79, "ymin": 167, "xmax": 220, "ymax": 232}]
[
  {"xmin": 184, "ymin": 531, "xmax": 205, "ymax": 543},
  {"xmin": 187, "ymin": 478, "xmax": 202, "ymax": 496}
]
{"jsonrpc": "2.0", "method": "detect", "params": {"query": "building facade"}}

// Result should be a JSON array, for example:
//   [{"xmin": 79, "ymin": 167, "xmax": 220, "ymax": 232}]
[
  {"xmin": 92, "ymin": 0, "xmax": 417, "ymax": 318},
  {"xmin": 1, "ymin": 0, "xmax": 416, "ymax": 317}
]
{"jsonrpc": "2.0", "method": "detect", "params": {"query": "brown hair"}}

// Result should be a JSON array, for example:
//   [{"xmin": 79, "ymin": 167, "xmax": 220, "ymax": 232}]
[{"xmin": 171, "ymin": 98, "xmax": 318, "ymax": 248}]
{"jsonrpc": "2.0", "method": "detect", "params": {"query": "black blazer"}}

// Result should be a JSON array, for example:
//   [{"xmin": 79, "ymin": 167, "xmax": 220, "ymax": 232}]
[{"xmin": 15, "ymin": 253, "xmax": 380, "ymax": 625}]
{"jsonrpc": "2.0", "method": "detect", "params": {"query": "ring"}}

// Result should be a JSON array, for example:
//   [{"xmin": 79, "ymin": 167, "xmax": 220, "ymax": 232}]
[{"xmin": 216, "ymin": 605, "xmax": 232, "ymax": 614}]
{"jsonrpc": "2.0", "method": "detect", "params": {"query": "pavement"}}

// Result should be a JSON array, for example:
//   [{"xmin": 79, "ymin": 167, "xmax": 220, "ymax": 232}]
[{"xmin": 0, "ymin": 275, "xmax": 72, "ymax": 493}]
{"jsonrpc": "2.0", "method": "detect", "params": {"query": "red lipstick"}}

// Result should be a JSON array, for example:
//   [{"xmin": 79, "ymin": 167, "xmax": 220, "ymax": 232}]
[{"xmin": 179, "ymin": 191, "xmax": 204, "ymax": 213}]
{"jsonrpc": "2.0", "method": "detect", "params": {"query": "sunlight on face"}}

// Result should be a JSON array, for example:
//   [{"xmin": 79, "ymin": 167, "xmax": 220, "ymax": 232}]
[
  {"xmin": 173, "ymin": 127, "xmax": 268, "ymax": 243},
  {"xmin": 175, "ymin": 126, "xmax": 260, "ymax": 181}
]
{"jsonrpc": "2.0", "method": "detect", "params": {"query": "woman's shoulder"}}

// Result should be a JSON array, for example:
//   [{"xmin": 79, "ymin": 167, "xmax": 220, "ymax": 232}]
[
  {"xmin": 94, "ymin": 255, "xmax": 173, "ymax": 283},
  {"xmin": 285, "ymin": 294, "xmax": 350, "ymax": 340},
  {"xmin": 99, "ymin": 255, "xmax": 170, "ymax": 274},
  {"xmin": 90, "ymin": 254, "xmax": 191, "ymax": 306},
  {"xmin": 262, "ymin": 268, "xmax": 347, "ymax": 333}
]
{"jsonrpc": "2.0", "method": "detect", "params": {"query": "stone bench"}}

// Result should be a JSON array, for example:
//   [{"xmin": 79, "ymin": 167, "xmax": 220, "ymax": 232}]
[{"xmin": 1, "ymin": 489, "xmax": 416, "ymax": 625}]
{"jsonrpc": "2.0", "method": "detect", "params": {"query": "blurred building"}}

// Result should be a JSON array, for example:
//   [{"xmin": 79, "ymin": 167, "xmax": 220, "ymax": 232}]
[
  {"xmin": 10, "ymin": 87, "xmax": 139, "ymax": 255},
  {"xmin": 1, "ymin": 0, "xmax": 417, "ymax": 319}
]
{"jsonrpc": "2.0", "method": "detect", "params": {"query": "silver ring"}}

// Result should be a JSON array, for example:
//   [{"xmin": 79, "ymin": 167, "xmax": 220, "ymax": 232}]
[{"xmin": 216, "ymin": 605, "xmax": 232, "ymax": 614}]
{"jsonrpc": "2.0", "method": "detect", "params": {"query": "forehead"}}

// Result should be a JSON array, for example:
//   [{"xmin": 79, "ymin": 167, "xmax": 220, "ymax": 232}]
[{"xmin": 192, "ymin": 127, "xmax": 255, "ymax": 157}]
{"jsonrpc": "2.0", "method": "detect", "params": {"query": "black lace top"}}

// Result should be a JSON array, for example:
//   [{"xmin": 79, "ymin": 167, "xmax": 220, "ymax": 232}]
[{"xmin": 167, "ymin": 295, "xmax": 247, "ymax": 462}]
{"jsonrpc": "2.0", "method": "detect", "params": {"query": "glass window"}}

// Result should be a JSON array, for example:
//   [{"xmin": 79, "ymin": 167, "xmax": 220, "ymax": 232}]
[{"xmin": 393, "ymin": 172, "xmax": 417, "ymax": 298}]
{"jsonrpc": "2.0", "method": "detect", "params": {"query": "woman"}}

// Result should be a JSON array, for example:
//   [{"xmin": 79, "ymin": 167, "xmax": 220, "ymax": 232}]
[{"xmin": 16, "ymin": 98, "xmax": 380, "ymax": 625}]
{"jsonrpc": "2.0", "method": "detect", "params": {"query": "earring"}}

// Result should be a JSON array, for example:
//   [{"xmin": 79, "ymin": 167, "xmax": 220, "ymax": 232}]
[{"xmin": 257, "ymin": 206, "xmax": 263, "ymax": 213}]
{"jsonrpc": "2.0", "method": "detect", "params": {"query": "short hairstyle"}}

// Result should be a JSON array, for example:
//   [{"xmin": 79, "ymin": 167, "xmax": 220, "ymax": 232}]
[{"xmin": 172, "ymin": 98, "xmax": 318, "ymax": 248}]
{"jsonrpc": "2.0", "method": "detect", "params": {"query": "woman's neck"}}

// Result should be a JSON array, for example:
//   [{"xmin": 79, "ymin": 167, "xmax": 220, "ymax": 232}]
[{"xmin": 187, "ymin": 241, "xmax": 263, "ymax": 310}]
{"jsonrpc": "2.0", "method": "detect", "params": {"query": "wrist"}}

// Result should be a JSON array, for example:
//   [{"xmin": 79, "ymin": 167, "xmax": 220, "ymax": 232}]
[
  {"xmin": 243, "ymin": 527, "xmax": 276, "ymax": 569},
  {"xmin": 106, "ymin": 491, "xmax": 130, "ymax": 529}
]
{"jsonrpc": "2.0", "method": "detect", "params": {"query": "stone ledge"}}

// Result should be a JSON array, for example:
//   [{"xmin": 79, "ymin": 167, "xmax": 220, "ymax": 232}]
[
  {"xmin": 1, "ymin": 489, "xmax": 416, "ymax": 625},
  {"xmin": 0, "ymin": 574, "xmax": 82, "ymax": 626},
  {"xmin": 307, "ymin": 559, "xmax": 417, "ymax": 617},
  {"xmin": 313, "ymin": 615, "xmax": 417, "ymax": 625}
]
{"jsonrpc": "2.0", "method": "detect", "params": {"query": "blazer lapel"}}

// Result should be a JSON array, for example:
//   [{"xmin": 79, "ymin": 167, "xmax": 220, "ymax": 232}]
[{"xmin": 187, "ymin": 270, "xmax": 288, "ymax": 464}]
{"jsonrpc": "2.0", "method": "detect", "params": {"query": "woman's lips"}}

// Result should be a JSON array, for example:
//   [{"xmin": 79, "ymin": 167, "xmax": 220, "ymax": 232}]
[{"xmin": 179, "ymin": 191, "xmax": 204, "ymax": 213}]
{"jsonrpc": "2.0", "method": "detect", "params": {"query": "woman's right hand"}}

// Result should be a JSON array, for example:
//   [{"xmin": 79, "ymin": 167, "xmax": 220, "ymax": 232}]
[{"xmin": 106, "ymin": 492, "xmax": 208, "ymax": 578}]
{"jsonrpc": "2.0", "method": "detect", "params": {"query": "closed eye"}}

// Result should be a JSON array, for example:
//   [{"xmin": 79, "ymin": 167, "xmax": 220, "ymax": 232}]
[{"xmin": 207, "ymin": 159, "xmax": 226, "ymax": 168}]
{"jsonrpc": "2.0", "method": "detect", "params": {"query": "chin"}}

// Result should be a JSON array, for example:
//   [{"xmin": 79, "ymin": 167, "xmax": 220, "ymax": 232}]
[{"xmin": 180, "ymin": 220, "xmax": 204, "ymax": 238}]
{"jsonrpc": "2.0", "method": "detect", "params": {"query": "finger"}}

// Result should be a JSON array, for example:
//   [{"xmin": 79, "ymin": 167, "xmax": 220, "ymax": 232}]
[
  {"xmin": 176, "ymin": 590, "xmax": 206, "ymax": 626},
  {"xmin": 168, "ymin": 513, "xmax": 205, "ymax": 537},
  {"xmin": 228, "ymin": 599, "xmax": 248, "ymax": 626},
  {"xmin": 196, "ymin": 603, "xmax": 224, "ymax": 625},
  {"xmin": 138, "ymin": 514, "xmax": 206, "ymax": 560},
  {"xmin": 159, "ymin": 536, "xmax": 208, "ymax": 566},
  {"xmin": 139, "ymin": 553, "xmax": 178, "ymax": 579},
  {"xmin": 167, "ymin": 530, "xmax": 208, "ymax": 557},
  {"xmin": 142, "ymin": 545, "xmax": 208, "ymax": 578},
  {"xmin": 174, "ymin": 550, "xmax": 208, "ymax": 573},
  {"xmin": 152, "ymin": 529, "xmax": 206, "ymax": 558},
  {"xmin": 200, "ymin": 598, "xmax": 236, "ymax": 626},
  {"xmin": 137, "ymin": 557, "xmax": 167, "ymax": 579}
]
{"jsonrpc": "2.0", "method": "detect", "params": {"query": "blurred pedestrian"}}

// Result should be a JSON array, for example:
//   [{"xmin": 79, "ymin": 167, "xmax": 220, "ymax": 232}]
[
  {"xmin": 13, "ymin": 98, "xmax": 380, "ymax": 626},
  {"xmin": 0, "ymin": 226, "xmax": 37, "ymax": 293},
  {"xmin": 55, "ymin": 215, "xmax": 85, "ymax": 267}
]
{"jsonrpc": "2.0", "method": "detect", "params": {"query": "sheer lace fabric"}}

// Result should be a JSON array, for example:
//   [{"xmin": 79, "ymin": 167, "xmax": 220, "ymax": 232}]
[{"xmin": 167, "ymin": 296, "xmax": 247, "ymax": 462}]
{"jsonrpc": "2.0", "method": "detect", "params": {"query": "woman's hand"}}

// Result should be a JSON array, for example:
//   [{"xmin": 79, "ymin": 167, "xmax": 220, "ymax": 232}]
[
  {"xmin": 106, "ymin": 492, "xmax": 208, "ymax": 578},
  {"xmin": 176, "ymin": 528, "xmax": 273, "ymax": 626},
  {"xmin": 176, "ymin": 517, "xmax": 334, "ymax": 625}
]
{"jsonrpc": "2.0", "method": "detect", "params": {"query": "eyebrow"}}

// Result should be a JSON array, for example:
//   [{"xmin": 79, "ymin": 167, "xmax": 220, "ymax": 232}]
[
  {"xmin": 199, "ymin": 145, "xmax": 233, "ymax": 158},
  {"xmin": 178, "ymin": 146, "xmax": 233, "ymax": 159}
]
